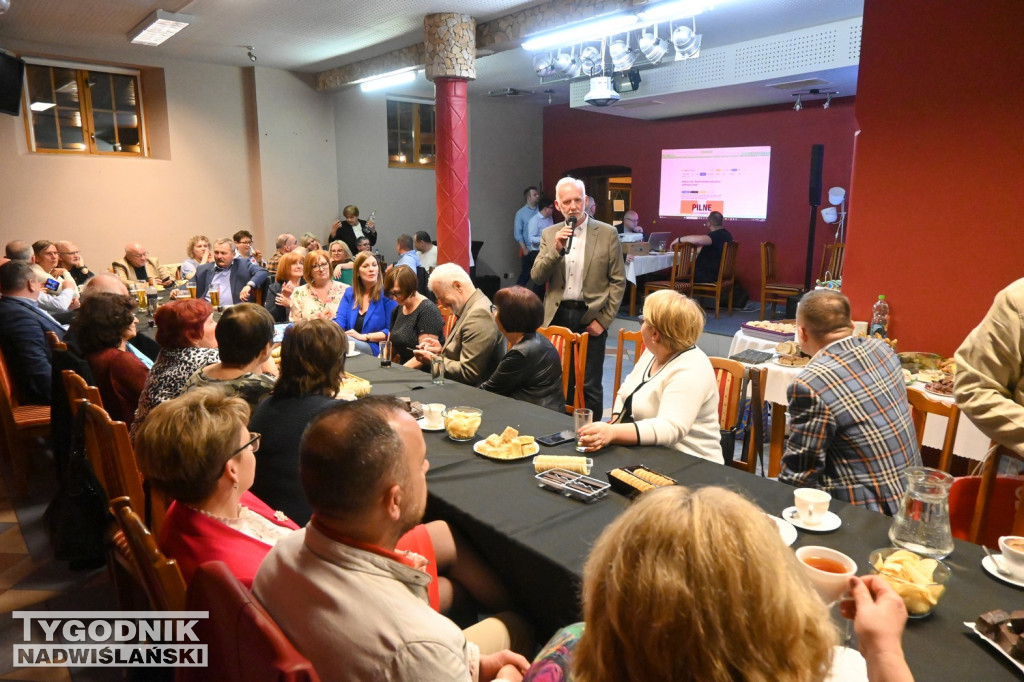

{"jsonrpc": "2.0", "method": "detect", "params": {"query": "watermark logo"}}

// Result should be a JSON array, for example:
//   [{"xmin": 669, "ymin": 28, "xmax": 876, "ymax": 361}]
[{"xmin": 13, "ymin": 611, "xmax": 208, "ymax": 667}]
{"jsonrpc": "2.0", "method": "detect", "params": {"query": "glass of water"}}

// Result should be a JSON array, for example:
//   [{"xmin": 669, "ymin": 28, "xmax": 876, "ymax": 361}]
[
  {"xmin": 574, "ymin": 408, "xmax": 593, "ymax": 453},
  {"xmin": 431, "ymin": 355, "xmax": 445, "ymax": 385}
]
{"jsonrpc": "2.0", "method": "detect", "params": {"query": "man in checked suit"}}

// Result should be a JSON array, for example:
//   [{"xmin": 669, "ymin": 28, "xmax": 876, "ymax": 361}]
[
  {"xmin": 0, "ymin": 261, "xmax": 67, "ymax": 404},
  {"xmin": 532, "ymin": 176, "xmax": 626, "ymax": 416},
  {"xmin": 192, "ymin": 238, "xmax": 269, "ymax": 306},
  {"xmin": 779, "ymin": 289, "xmax": 921, "ymax": 514}
]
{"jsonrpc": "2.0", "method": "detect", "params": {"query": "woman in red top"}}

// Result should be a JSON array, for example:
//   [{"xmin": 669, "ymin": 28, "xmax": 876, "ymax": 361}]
[{"xmin": 72, "ymin": 293, "xmax": 148, "ymax": 427}]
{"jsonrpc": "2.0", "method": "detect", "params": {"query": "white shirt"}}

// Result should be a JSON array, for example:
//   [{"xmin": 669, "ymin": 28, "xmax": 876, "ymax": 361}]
[
  {"xmin": 562, "ymin": 216, "xmax": 588, "ymax": 302},
  {"xmin": 419, "ymin": 245, "xmax": 438, "ymax": 270}
]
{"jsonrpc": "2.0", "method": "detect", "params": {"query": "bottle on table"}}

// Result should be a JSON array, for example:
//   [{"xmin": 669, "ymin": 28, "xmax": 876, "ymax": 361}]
[{"xmin": 869, "ymin": 294, "xmax": 889, "ymax": 337}]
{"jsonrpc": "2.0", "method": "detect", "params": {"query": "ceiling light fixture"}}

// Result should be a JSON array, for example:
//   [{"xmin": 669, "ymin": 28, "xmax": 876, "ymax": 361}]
[
  {"xmin": 609, "ymin": 34, "xmax": 637, "ymax": 71},
  {"xmin": 584, "ymin": 37, "xmax": 619, "ymax": 107},
  {"xmin": 552, "ymin": 48, "xmax": 581, "ymax": 78},
  {"xmin": 128, "ymin": 9, "xmax": 193, "ymax": 46},
  {"xmin": 358, "ymin": 68, "xmax": 418, "ymax": 93},
  {"xmin": 533, "ymin": 53, "xmax": 557, "ymax": 78},
  {"xmin": 522, "ymin": 13, "xmax": 639, "ymax": 51},
  {"xmin": 246, "ymin": 46, "xmax": 257, "ymax": 62},
  {"xmin": 671, "ymin": 20, "xmax": 702, "ymax": 60},
  {"xmin": 792, "ymin": 88, "xmax": 838, "ymax": 110},
  {"xmin": 793, "ymin": 95, "xmax": 802, "ymax": 111},
  {"xmin": 823, "ymin": 93, "xmax": 832, "ymax": 109},
  {"xmin": 638, "ymin": 28, "xmax": 670, "ymax": 64},
  {"xmin": 579, "ymin": 45, "xmax": 603, "ymax": 77},
  {"xmin": 639, "ymin": 0, "xmax": 714, "ymax": 23}
]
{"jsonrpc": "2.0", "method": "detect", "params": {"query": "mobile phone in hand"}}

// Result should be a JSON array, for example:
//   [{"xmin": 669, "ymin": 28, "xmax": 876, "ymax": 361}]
[{"xmin": 44, "ymin": 277, "xmax": 61, "ymax": 292}]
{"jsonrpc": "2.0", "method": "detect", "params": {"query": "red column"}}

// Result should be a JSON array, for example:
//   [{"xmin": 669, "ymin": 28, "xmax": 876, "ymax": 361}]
[{"xmin": 434, "ymin": 77, "xmax": 470, "ymax": 270}]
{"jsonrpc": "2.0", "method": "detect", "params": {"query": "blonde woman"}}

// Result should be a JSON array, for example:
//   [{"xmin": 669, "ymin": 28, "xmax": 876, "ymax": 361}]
[
  {"xmin": 329, "ymin": 240, "xmax": 354, "ymax": 285},
  {"xmin": 180, "ymin": 235, "xmax": 213, "ymax": 280},
  {"xmin": 300, "ymin": 232, "xmax": 322, "ymax": 253},
  {"xmin": 290, "ymin": 250, "xmax": 347, "ymax": 322},
  {"xmin": 524, "ymin": 486, "xmax": 912, "ymax": 682},
  {"xmin": 578, "ymin": 290, "xmax": 722, "ymax": 462},
  {"xmin": 333, "ymin": 251, "xmax": 395, "ymax": 356}
]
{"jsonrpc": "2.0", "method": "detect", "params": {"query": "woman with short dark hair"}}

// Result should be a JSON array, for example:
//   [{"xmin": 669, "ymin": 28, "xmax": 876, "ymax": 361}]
[
  {"xmin": 480, "ymin": 286, "xmax": 563, "ymax": 413},
  {"xmin": 384, "ymin": 264, "xmax": 443, "ymax": 366},
  {"xmin": 73, "ymin": 292, "xmax": 149, "ymax": 427}
]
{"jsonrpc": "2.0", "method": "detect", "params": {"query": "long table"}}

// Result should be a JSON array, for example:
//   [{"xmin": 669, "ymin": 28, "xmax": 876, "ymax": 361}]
[{"xmin": 345, "ymin": 354, "xmax": 1022, "ymax": 679}]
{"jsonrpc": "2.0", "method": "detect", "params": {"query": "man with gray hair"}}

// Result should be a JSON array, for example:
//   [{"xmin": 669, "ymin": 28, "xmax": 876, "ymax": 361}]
[
  {"xmin": 779, "ymin": 289, "xmax": 920, "ymax": 514},
  {"xmin": 112, "ymin": 242, "xmax": 173, "ymax": 286},
  {"xmin": 0, "ymin": 261, "xmax": 67, "ymax": 404},
  {"xmin": 266, "ymin": 233, "xmax": 297, "ymax": 279},
  {"xmin": 413, "ymin": 263, "xmax": 504, "ymax": 386},
  {"xmin": 5, "ymin": 240, "xmax": 32, "ymax": 262},
  {"xmin": 193, "ymin": 238, "xmax": 268, "ymax": 306},
  {"xmin": 532, "ymin": 176, "xmax": 626, "ymax": 415}
]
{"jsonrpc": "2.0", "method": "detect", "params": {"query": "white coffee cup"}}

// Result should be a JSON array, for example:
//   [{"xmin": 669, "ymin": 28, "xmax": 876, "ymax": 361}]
[
  {"xmin": 795, "ymin": 545, "xmax": 857, "ymax": 604},
  {"xmin": 423, "ymin": 403, "xmax": 445, "ymax": 429},
  {"xmin": 998, "ymin": 536, "xmax": 1024, "ymax": 579},
  {"xmin": 794, "ymin": 488, "xmax": 832, "ymax": 526}
]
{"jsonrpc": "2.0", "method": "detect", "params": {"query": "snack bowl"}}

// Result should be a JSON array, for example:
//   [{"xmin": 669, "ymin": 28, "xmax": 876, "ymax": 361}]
[
  {"xmin": 442, "ymin": 406, "xmax": 483, "ymax": 442},
  {"xmin": 898, "ymin": 352, "xmax": 942, "ymax": 374},
  {"xmin": 869, "ymin": 547, "xmax": 950, "ymax": 618}
]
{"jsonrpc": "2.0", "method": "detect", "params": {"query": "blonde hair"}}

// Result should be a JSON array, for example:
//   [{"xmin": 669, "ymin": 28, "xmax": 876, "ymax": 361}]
[
  {"xmin": 351, "ymin": 251, "xmax": 383, "ymax": 306},
  {"xmin": 185, "ymin": 234, "xmax": 210, "ymax": 260},
  {"xmin": 643, "ymin": 290, "xmax": 704, "ymax": 351},
  {"xmin": 575, "ymin": 486, "xmax": 837, "ymax": 682},
  {"xmin": 329, "ymin": 240, "xmax": 352, "ymax": 262}
]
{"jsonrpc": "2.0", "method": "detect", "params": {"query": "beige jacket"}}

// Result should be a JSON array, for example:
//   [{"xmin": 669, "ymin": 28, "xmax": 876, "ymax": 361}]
[
  {"xmin": 254, "ymin": 525, "xmax": 480, "ymax": 682},
  {"xmin": 531, "ymin": 217, "xmax": 626, "ymax": 330},
  {"xmin": 955, "ymin": 277, "xmax": 1024, "ymax": 457},
  {"xmin": 111, "ymin": 256, "xmax": 172, "ymax": 284},
  {"xmin": 442, "ymin": 288, "xmax": 505, "ymax": 386}
]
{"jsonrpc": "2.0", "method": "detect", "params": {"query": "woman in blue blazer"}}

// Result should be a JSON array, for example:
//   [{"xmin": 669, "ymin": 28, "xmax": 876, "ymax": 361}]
[{"xmin": 334, "ymin": 252, "xmax": 396, "ymax": 355}]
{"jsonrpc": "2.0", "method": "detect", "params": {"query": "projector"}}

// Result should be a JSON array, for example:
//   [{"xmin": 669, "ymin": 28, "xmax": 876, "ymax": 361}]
[{"xmin": 584, "ymin": 77, "xmax": 619, "ymax": 107}]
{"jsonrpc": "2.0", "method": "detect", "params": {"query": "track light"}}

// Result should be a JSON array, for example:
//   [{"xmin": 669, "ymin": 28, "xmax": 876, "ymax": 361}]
[
  {"xmin": 671, "ymin": 23, "xmax": 701, "ymax": 59},
  {"xmin": 580, "ymin": 45, "xmax": 603, "ymax": 77},
  {"xmin": 533, "ymin": 53, "xmax": 556, "ymax": 78},
  {"xmin": 638, "ymin": 30, "xmax": 670, "ymax": 64},
  {"xmin": 522, "ymin": 14, "xmax": 639, "ymax": 51},
  {"xmin": 552, "ymin": 49, "xmax": 580, "ymax": 78},
  {"xmin": 246, "ymin": 46, "xmax": 257, "ymax": 62},
  {"xmin": 793, "ymin": 95, "xmax": 802, "ymax": 111},
  {"xmin": 823, "ymin": 93, "xmax": 832, "ymax": 109},
  {"xmin": 609, "ymin": 35, "xmax": 636, "ymax": 71}
]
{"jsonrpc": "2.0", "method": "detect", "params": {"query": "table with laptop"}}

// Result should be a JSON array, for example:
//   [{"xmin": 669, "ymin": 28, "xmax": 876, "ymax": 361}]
[{"xmin": 622, "ymin": 231, "xmax": 673, "ymax": 317}]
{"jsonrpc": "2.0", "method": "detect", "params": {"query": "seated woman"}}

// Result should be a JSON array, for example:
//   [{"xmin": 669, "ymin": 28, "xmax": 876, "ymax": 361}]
[
  {"xmin": 179, "ymin": 234, "xmax": 212, "ymax": 280},
  {"xmin": 329, "ymin": 240, "xmax": 354, "ymax": 285},
  {"xmin": 290, "ymin": 249, "xmax": 347, "ymax": 322},
  {"xmin": 135, "ymin": 387, "xmax": 298, "ymax": 588},
  {"xmin": 384, "ymin": 264, "xmax": 443, "ymax": 366},
  {"xmin": 578, "ymin": 290, "xmax": 723, "ymax": 463},
  {"xmin": 131, "ymin": 298, "xmax": 219, "ymax": 439},
  {"xmin": 73, "ymin": 293, "xmax": 148, "ymax": 427},
  {"xmin": 264, "ymin": 251, "xmax": 304, "ymax": 324},
  {"xmin": 300, "ymin": 232, "xmax": 322, "ymax": 253},
  {"xmin": 524, "ymin": 486, "xmax": 913, "ymax": 682},
  {"xmin": 184, "ymin": 303, "xmax": 277, "ymax": 409},
  {"xmin": 480, "ymin": 286, "xmax": 563, "ymax": 413},
  {"xmin": 334, "ymin": 251, "xmax": 396, "ymax": 356}
]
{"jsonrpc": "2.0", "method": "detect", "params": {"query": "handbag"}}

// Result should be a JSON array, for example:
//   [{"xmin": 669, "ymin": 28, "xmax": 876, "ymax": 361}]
[{"xmin": 43, "ymin": 405, "xmax": 112, "ymax": 569}]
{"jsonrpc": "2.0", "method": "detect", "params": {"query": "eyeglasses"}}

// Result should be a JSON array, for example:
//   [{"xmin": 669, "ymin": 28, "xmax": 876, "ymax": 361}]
[
  {"xmin": 388, "ymin": 289, "xmax": 404, "ymax": 298},
  {"xmin": 231, "ymin": 432, "xmax": 260, "ymax": 457},
  {"xmin": 312, "ymin": 262, "xmax": 330, "ymax": 270},
  {"xmin": 236, "ymin": 240, "xmax": 252, "ymax": 246},
  {"xmin": 638, "ymin": 314, "xmax": 645, "ymax": 324},
  {"xmin": 490, "ymin": 304, "xmax": 498, "ymax": 314}
]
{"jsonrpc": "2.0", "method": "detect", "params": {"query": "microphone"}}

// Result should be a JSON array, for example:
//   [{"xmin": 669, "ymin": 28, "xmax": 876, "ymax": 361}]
[{"xmin": 564, "ymin": 215, "xmax": 578, "ymax": 254}]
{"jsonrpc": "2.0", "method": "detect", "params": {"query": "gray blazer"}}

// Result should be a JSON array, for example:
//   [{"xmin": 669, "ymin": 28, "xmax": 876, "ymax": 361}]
[{"xmin": 441, "ymin": 288, "xmax": 505, "ymax": 386}]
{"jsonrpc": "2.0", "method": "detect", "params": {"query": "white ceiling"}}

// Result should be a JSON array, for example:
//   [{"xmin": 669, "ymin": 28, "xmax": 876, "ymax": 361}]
[{"xmin": 0, "ymin": 0, "xmax": 864, "ymax": 115}]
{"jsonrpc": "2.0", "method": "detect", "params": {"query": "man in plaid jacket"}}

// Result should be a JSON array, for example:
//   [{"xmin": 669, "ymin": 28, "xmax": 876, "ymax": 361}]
[{"xmin": 779, "ymin": 290, "xmax": 921, "ymax": 514}]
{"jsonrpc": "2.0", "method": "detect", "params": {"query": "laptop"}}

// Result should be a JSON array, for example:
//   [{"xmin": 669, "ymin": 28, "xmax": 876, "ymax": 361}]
[{"xmin": 647, "ymin": 232, "xmax": 671, "ymax": 253}]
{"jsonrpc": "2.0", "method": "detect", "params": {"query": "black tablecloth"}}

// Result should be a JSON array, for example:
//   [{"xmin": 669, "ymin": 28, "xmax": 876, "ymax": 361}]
[{"xmin": 344, "ymin": 354, "xmax": 1022, "ymax": 679}]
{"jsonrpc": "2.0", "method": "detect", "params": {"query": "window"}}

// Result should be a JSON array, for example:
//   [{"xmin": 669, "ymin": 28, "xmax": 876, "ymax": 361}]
[
  {"xmin": 23, "ymin": 60, "xmax": 146, "ymax": 156},
  {"xmin": 386, "ymin": 97, "xmax": 435, "ymax": 169}
]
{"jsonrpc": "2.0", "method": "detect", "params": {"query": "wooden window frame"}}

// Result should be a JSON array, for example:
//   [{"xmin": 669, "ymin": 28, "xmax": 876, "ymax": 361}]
[{"xmin": 386, "ymin": 96, "xmax": 435, "ymax": 170}]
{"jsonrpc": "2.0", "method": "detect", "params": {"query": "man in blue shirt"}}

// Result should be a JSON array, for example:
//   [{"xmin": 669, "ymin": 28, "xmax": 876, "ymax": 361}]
[
  {"xmin": 514, "ymin": 186, "xmax": 539, "ymax": 286},
  {"xmin": 392, "ymin": 234, "xmax": 421, "ymax": 271}
]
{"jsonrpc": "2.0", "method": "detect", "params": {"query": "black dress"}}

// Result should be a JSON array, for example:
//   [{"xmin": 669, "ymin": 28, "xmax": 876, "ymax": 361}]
[
  {"xmin": 389, "ymin": 298, "xmax": 445, "ymax": 364},
  {"xmin": 327, "ymin": 219, "xmax": 377, "ymax": 257},
  {"xmin": 480, "ymin": 332, "xmax": 564, "ymax": 413}
]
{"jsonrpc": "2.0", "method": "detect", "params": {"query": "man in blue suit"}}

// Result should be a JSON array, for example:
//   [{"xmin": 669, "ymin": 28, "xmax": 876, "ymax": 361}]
[
  {"xmin": 193, "ymin": 238, "xmax": 269, "ymax": 306},
  {"xmin": 0, "ymin": 261, "xmax": 67, "ymax": 404}
]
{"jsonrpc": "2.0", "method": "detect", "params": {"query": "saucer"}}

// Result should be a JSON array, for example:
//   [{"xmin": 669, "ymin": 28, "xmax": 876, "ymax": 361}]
[
  {"xmin": 982, "ymin": 555, "xmax": 1024, "ymax": 589},
  {"xmin": 766, "ymin": 514, "xmax": 798, "ymax": 546},
  {"xmin": 416, "ymin": 418, "xmax": 445, "ymax": 432},
  {"xmin": 782, "ymin": 506, "xmax": 842, "ymax": 532}
]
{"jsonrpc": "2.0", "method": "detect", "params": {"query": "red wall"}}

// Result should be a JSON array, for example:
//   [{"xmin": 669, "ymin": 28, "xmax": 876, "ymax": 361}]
[
  {"xmin": 542, "ymin": 99, "xmax": 859, "ymax": 298},
  {"xmin": 839, "ymin": 0, "xmax": 1024, "ymax": 354}
]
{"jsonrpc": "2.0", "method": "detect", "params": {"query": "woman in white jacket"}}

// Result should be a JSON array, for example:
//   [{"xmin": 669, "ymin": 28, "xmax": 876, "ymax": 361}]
[{"xmin": 577, "ymin": 290, "xmax": 723, "ymax": 463}]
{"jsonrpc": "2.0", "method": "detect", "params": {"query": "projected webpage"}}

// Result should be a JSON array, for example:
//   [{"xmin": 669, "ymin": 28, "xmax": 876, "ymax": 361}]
[{"xmin": 659, "ymin": 146, "xmax": 771, "ymax": 220}]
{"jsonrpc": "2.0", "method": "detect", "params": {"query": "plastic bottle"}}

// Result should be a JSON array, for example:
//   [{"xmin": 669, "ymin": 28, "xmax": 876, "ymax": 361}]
[{"xmin": 869, "ymin": 294, "xmax": 889, "ymax": 337}]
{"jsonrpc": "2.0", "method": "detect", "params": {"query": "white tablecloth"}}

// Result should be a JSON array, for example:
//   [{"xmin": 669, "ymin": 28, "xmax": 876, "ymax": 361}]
[
  {"xmin": 728, "ymin": 329, "xmax": 991, "ymax": 461},
  {"xmin": 624, "ymin": 253, "xmax": 674, "ymax": 285}
]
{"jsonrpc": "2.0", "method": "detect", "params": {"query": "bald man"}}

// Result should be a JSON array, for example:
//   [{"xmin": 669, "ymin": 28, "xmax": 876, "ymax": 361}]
[
  {"xmin": 619, "ymin": 210, "xmax": 644, "ymax": 235},
  {"xmin": 112, "ymin": 242, "xmax": 173, "ymax": 286},
  {"xmin": 266, "ymin": 233, "xmax": 297, "ymax": 279},
  {"xmin": 56, "ymin": 240, "xmax": 95, "ymax": 285}
]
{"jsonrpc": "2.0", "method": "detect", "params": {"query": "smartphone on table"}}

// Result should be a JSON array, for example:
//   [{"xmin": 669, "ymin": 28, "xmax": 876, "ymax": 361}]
[{"xmin": 536, "ymin": 430, "xmax": 576, "ymax": 447}]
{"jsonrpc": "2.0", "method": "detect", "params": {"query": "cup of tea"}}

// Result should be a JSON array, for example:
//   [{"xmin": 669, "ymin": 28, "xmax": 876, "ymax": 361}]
[
  {"xmin": 795, "ymin": 546, "xmax": 857, "ymax": 604},
  {"xmin": 794, "ymin": 488, "xmax": 832, "ymax": 526},
  {"xmin": 999, "ymin": 536, "xmax": 1024, "ymax": 579},
  {"xmin": 423, "ymin": 403, "xmax": 445, "ymax": 429}
]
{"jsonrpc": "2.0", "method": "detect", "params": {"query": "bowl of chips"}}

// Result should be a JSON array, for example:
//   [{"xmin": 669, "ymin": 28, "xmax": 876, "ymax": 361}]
[
  {"xmin": 869, "ymin": 548, "xmax": 950, "ymax": 618},
  {"xmin": 442, "ymin": 407, "xmax": 483, "ymax": 442}
]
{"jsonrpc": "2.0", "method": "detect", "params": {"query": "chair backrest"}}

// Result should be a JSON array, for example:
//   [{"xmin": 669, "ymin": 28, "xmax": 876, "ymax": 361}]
[
  {"xmin": 761, "ymin": 241, "xmax": 778, "ymax": 286},
  {"xmin": 0, "ymin": 344, "xmax": 22, "ymax": 409},
  {"xmin": 538, "ymin": 325, "xmax": 588, "ymax": 413},
  {"xmin": 63, "ymin": 370, "xmax": 103, "ymax": 414},
  {"xmin": 968, "ymin": 443, "xmax": 1024, "ymax": 547},
  {"xmin": 819, "ymin": 242, "xmax": 845, "ymax": 281},
  {"xmin": 906, "ymin": 388, "xmax": 960, "ymax": 473},
  {"xmin": 719, "ymin": 241, "xmax": 739, "ymax": 286},
  {"xmin": 179, "ymin": 561, "xmax": 321, "ymax": 682},
  {"xmin": 46, "ymin": 330, "xmax": 68, "ymax": 352},
  {"xmin": 709, "ymin": 356, "xmax": 744, "ymax": 431},
  {"xmin": 728, "ymin": 366, "xmax": 767, "ymax": 474},
  {"xmin": 110, "ymin": 496, "xmax": 186, "ymax": 611},
  {"xmin": 670, "ymin": 242, "xmax": 697, "ymax": 286},
  {"xmin": 613, "ymin": 329, "xmax": 646, "ymax": 397}
]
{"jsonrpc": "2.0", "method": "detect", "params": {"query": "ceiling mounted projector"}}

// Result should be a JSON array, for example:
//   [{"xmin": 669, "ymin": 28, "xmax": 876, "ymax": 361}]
[{"xmin": 584, "ymin": 76, "xmax": 620, "ymax": 107}]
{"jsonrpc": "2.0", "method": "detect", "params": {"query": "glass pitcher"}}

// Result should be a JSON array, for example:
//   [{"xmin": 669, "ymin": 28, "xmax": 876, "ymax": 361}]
[{"xmin": 888, "ymin": 467, "xmax": 954, "ymax": 559}]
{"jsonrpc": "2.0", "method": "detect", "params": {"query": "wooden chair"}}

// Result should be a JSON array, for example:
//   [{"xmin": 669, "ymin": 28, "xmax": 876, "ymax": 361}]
[
  {"xmin": 760, "ymin": 242, "xmax": 804, "ymax": 319},
  {"xmin": 967, "ymin": 444, "xmax": 1024, "ymax": 547},
  {"xmin": 818, "ymin": 242, "xmax": 845, "ymax": 282},
  {"xmin": 63, "ymin": 370, "xmax": 103, "ymax": 414},
  {"xmin": 0, "ymin": 346, "xmax": 51, "ymax": 495},
  {"xmin": 110, "ymin": 496, "xmax": 186, "ymax": 611},
  {"xmin": 709, "ymin": 357, "xmax": 745, "ymax": 458},
  {"xmin": 729, "ymin": 366, "xmax": 768, "ymax": 474},
  {"xmin": 642, "ymin": 242, "xmax": 696, "ymax": 302},
  {"xmin": 45, "ymin": 330, "xmax": 68, "ymax": 352},
  {"xmin": 906, "ymin": 388, "xmax": 960, "ymax": 473},
  {"xmin": 692, "ymin": 241, "xmax": 739, "ymax": 319},
  {"xmin": 613, "ymin": 329, "xmax": 646, "ymax": 397},
  {"xmin": 442, "ymin": 310, "xmax": 457, "ymax": 340},
  {"xmin": 538, "ymin": 325, "xmax": 588, "ymax": 414},
  {"xmin": 178, "ymin": 561, "xmax": 321, "ymax": 682}
]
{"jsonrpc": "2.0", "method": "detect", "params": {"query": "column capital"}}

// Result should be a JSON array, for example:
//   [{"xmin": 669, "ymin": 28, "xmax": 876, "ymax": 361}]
[{"xmin": 424, "ymin": 13, "xmax": 476, "ymax": 82}]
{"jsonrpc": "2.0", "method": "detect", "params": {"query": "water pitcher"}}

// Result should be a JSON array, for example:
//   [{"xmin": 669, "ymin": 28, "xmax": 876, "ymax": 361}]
[{"xmin": 888, "ymin": 467, "xmax": 954, "ymax": 559}]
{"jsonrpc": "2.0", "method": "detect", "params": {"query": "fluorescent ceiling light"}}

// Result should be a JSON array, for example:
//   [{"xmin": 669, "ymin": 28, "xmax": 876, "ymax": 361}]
[
  {"xmin": 522, "ymin": 14, "xmax": 639, "ymax": 51},
  {"xmin": 129, "ymin": 10, "xmax": 193, "ymax": 46},
  {"xmin": 639, "ymin": 0, "xmax": 715, "ymax": 23},
  {"xmin": 359, "ymin": 69, "xmax": 417, "ymax": 92},
  {"xmin": 30, "ymin": 102, "xmax": 56, "ymax": 112}
]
